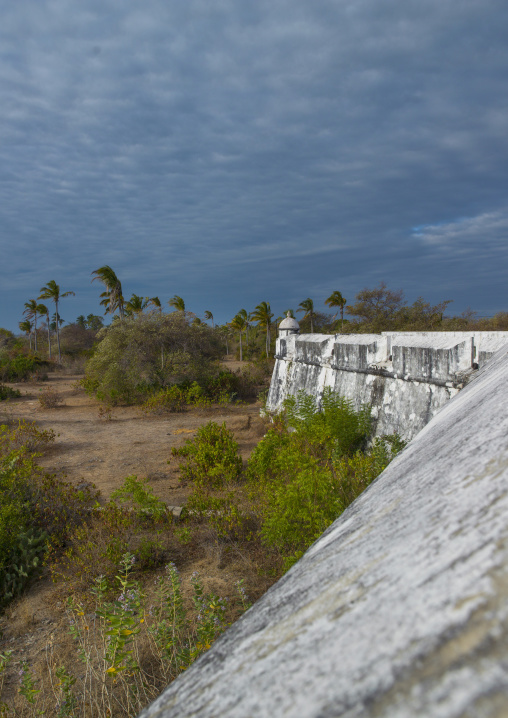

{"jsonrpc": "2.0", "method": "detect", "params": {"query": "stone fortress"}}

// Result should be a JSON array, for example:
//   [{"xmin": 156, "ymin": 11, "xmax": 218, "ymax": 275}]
[
  {"xmin": 268, "ymin": 315, "xmax": 508, "ymax": 440},
  {"xmin": 140, "ymin": 321, "xmax": 508, "ymax": 718}
]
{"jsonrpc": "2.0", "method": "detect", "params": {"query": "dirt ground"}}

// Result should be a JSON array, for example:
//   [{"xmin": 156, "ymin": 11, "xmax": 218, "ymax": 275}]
[
  {"xmin": 0, "ymin": 361, "xmax": 274, "ymax": 709},
  {"xmin": 0, "ymin": 362, "xmax": 267, "ymax": 507}
]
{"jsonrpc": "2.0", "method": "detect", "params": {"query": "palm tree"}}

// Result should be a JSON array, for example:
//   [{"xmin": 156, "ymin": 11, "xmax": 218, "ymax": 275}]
[
  {"xmin": 91, "ymin": 266, "xmax": 125, "ymax": 319},
  {"xmin": 230, "ymin": 314, "xmax": 248, "ymax": 361},
  {"xmin": 237, "ymin": 308, "xmax": 250, "ymax": 345},
  {"xmin": 19, "ymin": 320, "xmax": 32, "ymax": 351},
  {"xmin": 204, "ymin": 310, "xmax": 214, "ymax": 328},
  {"xmin": 147, "ymin": 297, "xmax": 162, "ymax": 313},
  {"xmin": 23, "ymin": 299, "xmax": 40, "ymax": 352},
  {"xmin": 125, "ymin": 294, "xmax": 149, "ymax": 316},
  {"xmin": 168, "ymin": 295, "xmax": 185, "ymax": 312},
  {"xmin": 37, "ymin": 303, "xmax": 51, "ymax": 358},
  {"xmin": 297, "ymin": 298, "xmax": 316, "ymax": 333},
  {"xmin": 39, "ymin": 280, "xmax": 75, "ymax": 363},
  {"xmin": 251, "ymin": 301, "xmax": 274, "ymax": 357},
  {"xmin": 325, "ymin": 291, "xmax": 347, "ymax": 332}
]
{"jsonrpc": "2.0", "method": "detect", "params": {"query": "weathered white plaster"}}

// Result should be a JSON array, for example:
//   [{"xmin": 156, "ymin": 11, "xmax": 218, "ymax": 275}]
[
  {"xmin": 267, "ymin": 331, "xmax": 508, "ymax": 441},
  {"xmin": 139, "ymin": 345, "xmax": 508, "ymax": 718}
]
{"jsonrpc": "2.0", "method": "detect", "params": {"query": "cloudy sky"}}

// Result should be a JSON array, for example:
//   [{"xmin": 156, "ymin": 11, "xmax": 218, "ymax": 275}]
[{"xmin": 1, "ymin": 0, "xmax": 507, "ymax": 331}]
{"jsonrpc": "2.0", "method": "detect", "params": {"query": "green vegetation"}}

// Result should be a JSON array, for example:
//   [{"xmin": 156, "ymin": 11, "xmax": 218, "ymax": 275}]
[{"xmin": 82, "ymin": 312, "xmax": 222, "ymax": 404}]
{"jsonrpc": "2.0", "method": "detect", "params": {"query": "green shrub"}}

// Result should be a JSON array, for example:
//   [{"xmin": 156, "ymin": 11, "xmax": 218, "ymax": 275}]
[
  {"xmin": 0, "ymin": 384, "xmax": 20, "ymax": 401},
  {"xmin": 111, "ymin": 475, "xmax": 168, "ymax": 520},
  {"xmin": 84, "ymin": 313, "xmax": 222, "ymax": 404},
  {"xmin": 247, "ymin": 391, "xmax": 404, "ymax": 569},
  {"xmin": 142, "ymin": 386, "xmax": 186, "ymax": 415},
  {"xmin": 0, "ymin": 420, "xmax": 56, "ymax": 457},
  {"xmin": 171, "ymin": 421, "xmax": 243, "ymax": 489},
  {"xmin": 0, "ymin": 528, "xmax": 48, "ymax": 608}
]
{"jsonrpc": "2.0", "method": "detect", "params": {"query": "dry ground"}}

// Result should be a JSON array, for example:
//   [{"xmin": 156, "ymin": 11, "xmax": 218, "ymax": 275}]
[{"xmin": 0, "ymin": 361, "xmax": 276, "ymax": 711}]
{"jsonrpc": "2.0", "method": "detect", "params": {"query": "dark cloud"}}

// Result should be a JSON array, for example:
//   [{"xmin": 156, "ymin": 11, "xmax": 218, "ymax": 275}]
[{"xmin": 1, "ymin": 0, "xmax": 508, "ymax": 330}]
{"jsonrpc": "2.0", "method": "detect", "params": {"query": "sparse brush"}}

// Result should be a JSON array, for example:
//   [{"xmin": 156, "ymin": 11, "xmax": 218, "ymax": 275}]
[
  {"xmin": 7, "ymin": 553, "xmax": 250, "ymax": 717},
  {"xmin": 0, "ymin": 420, "xmax": 56, "ymax": 456},
  {"xmin": 38, "ymin": 386, "xmax": 64, "ymax": 409}
]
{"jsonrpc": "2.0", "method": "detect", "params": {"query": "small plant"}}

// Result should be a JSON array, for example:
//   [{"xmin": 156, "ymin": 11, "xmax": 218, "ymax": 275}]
[
  {"xmin": 0, "ymin": 385, "xmax": 20, "ymax": 402},
  {"xmin": 97, "ymin": 404, "xmax": 112, "ymax": 421},
  {"xmin": 111, "ymin": 475, "xmax": 168, "ymax": 521},
  {"xmin": 38, "ymin": 386, "xmax": 64, "ymax": 409},
  {"xmin": 171, "ymin": 421, "xmax": 243, "ymax": 489}
]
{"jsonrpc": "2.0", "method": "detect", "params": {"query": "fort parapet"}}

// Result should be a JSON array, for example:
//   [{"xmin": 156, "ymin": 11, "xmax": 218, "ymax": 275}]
[{"xmin": 267, "ymin": 330, "xmax": 508, "ymax": 440}]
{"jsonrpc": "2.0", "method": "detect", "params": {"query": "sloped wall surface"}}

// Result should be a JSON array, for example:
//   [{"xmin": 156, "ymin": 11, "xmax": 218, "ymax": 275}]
[
  {"xmin": 140, "ymin": 345, "xmax": 508, "ymax": 718},
  {"xmin": 267, "ymin": 331, "xmax": 508, "ymax": 441}
]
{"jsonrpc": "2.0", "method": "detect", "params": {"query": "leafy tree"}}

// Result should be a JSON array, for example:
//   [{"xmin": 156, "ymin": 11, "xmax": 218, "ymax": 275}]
[
  {"xmin": 297, "ymin": 298, "xmax": 316, "ymax": 333},
  {"xmin": 83, "ymin": 312, "xmax": 222, "ymax": 404},
  {"xmin": 38, "ymin": 280, "xmax": 75, "ymax": 363},
  {"xmin": 325, "ymin": 291, "xmax": 347, "ymax": 333},
  {"xmin": 251, "ymin": 301, "xmax": 274, "ymax": 357},
  {"xmin": 346, "ymin": 283, "xmax": 405, "ymax": 332},
  {"xmin": 204, "ymin": 310, "xmax": 214, "ymax": 328},
  {"xmin": 168, "ymin": 295, "xmax": 185, "ymax": 312},
  {"xmin": 91, "ymin": 266, "xmax": 125, "ymax": 319}
]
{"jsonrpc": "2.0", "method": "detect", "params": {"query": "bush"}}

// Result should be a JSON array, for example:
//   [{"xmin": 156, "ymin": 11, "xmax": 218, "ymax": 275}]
[
  {"xmin": 0, "ymin": 420, "xmax": 56, "ymax": 457},
  {"xmin": 38, "ymin": 386, "xmax": 64, "ymax": 409},
  {"xmin": 171, "ymin": 421, "xmax": 243, "ymax": 489},
  {"xmin": 246, "ymin": 391, "xmax": 404, "ymax": 568},
  {"xmin": 84, "ymin": 312, "xmax": 222, "ymax": 404},
  {"xmin": 0, "ymin": 353, "xmax": 40, "ymax": 382},
  {"xmin": 111, "ymin": 475, "xmax": 169, "ymax": 520},
  {"xmin": 0, "ymin": 384, "xmax": 20, "ymax": 401},
  {"xmin": 142, "ymin": 386, "xmax": 186, "ymax": 415}
]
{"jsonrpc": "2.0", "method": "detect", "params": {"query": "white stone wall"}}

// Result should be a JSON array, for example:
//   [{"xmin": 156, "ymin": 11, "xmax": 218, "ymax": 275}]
[
  {"xmin": 267, "ymin": 331, "xmax": 508, "ymax": 441},
  {"xmin": 139, "ymin": 345, "xmax": 508, "ymax": 718}
]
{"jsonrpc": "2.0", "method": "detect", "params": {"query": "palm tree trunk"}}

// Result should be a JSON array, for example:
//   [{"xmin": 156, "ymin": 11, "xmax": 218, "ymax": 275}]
[
  {"xmin": 341, "ymin": 306, "xmax": 344, "ymax": 333},
  {"xmin": 310, "ymin": 314, "xmax": 314, "ymax": 333},
  {"xmin": 55, "ymin": 300, "xmax": 61, "ymax": 363},
  {"xmin": 47, "ymin": 321, "xmax": 52, "ymax": 359},
  {"xmin": 34, "ymin": 313, "xmax": 38, "ymax": 352}
]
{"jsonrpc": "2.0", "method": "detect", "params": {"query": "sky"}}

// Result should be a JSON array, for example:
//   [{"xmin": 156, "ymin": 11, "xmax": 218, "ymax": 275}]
[{"xmin": 1, "ymin": 0, "xmax": 507, "ymax": 332}]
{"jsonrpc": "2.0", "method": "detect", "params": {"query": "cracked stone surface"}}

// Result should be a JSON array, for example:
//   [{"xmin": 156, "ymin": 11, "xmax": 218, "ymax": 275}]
[{"xmin": 140, "ymin": 345, "xmax": 508, "ymax": 718}]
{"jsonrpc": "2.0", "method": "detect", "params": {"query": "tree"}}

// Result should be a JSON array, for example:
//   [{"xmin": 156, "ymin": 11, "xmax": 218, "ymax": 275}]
[
  {"xmin": 23, "ymin": 300, "xmax": 42, "ymax": 352},
  {"xmin": 297, "ymin": 298, "xmax": 316, "ymax": 333},
  {"xmin": 230, "ymin": 313, "xmax": 248, "ymax": 361},
  {"xmin": 325, "ymin": 291, "xmax": 347, "ymax": 333},
  {"xmin": 125, "ymin": 294, "xmax": 149, "ymax": 316},
  {"xmin": 204, "ymin": 310, "xmax": 214, "ymax": 328},
  {"xmin": 39, "ymin": 280, "xmax": 75, "ymax": 363},
  {"xmin": 237, "ymin": 308, "xmax": 250, "ymax": 345},
  {"xmin": 147, "ymin": 297, "xmax": 162, "ymax": 313},
  {"xmin": 19, "ymin": 320, "xmax": 32, "ymax": 351},
  {"xmin": 91, "ymin": 266, "xmax": 125, "ymax": 319},
  {"xmin": 251, "ymin": 301, "xmax": 274, "ymax": 357},
  {"xmin": 38, "ymin": 303, "xmax": 51, "ymax": 358},
  {"xmin": 168, "ymin": 295, "xmax": 185, "ymax": 312},
  {"xmin": 346, "ymin": 283, "xmax": 405, "ymax": 332}
]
